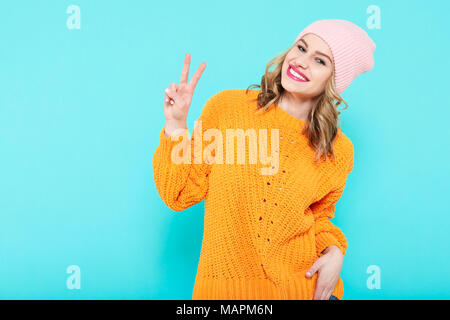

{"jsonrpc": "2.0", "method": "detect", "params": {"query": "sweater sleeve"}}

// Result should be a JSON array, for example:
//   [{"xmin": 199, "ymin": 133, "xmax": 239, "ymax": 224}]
[
  {"xmin": 152, "ymin": 92, "xmax": 220, "ymax": 212},
  {"xmin": 311, "ymin": 146, "xmax": 354, "ymax": 257}
]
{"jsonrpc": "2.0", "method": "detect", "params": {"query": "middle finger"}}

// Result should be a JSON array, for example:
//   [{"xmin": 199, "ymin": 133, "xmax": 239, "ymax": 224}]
[{"xmin": 180, "ymin": 53, "xmax": 191, "ymax": 84}]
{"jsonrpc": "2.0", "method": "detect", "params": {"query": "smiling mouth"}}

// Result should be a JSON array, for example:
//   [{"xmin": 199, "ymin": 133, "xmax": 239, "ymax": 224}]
[{"xmin": 287, "ymin": 65, "xmax": 309, "ymax": 82}]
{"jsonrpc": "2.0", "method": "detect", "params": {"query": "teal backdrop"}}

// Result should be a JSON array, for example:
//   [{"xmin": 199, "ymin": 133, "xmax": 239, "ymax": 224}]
[{"xmin": 1, "ymin": 0, "xmax": 449, "ymax": 299}]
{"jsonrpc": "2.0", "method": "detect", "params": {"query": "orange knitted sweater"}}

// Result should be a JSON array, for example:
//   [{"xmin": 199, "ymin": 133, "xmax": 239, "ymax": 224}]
[{"xmin": 152, "ymin": 89, "xmax": 354, "ymax": 300}]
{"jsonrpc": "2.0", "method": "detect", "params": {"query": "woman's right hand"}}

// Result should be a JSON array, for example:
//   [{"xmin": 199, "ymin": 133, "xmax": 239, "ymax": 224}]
[{"xmin": 163, "ymin": 53, "xmax": 206, "ymax": 137}]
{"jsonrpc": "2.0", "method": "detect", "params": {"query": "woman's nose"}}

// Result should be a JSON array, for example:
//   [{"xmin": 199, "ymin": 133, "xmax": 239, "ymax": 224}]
[
  {"xmin": 293, "ymin": 60, "xmax": 308, "ymax": 71},
  {"xmin": 293, "ymin": 57, "xmax": 308, "ymax": 69}
]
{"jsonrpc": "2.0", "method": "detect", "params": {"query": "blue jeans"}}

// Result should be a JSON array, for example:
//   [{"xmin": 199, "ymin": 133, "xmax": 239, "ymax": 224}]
[{"xmin": 329, "ymin": 295, "xmax": 339, "ymax": 300}]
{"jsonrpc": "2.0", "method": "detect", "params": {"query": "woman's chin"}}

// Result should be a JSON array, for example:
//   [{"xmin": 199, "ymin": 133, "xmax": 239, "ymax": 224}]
[{"xmin": 282, "ymin": 84, "xmax": 314, "ymax": 98}]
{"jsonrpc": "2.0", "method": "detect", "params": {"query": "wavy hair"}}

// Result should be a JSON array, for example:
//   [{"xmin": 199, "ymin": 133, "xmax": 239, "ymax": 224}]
[{"xmin": 246, "ymin": 43, "xmax": 349, "ymax": 163}]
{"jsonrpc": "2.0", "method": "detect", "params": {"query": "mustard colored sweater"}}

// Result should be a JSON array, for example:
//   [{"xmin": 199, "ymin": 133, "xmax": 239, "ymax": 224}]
[{"xmin": 152, "ymin": 89, "xmax": 354, "ymax": 300}]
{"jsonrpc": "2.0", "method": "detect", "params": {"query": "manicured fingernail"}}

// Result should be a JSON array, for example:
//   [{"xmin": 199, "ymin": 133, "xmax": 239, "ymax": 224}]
[{"xmin": 306, "ymin": 272, "xmax": 311, "ymax": 277}]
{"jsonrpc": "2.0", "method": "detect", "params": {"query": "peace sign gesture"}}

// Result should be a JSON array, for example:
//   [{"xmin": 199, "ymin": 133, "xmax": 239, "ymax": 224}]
[{"xmin": 163, "ymin": 53, "xmax": 206, "ymax": 127}]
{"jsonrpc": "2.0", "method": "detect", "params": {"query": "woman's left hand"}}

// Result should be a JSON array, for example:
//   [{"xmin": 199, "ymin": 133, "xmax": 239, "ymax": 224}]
[{"xmin": 305, "ymin": 245, "xmax": 344, "ymax": 300}]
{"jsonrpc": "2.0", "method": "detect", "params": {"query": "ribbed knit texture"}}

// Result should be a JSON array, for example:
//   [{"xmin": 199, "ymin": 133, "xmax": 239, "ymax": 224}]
[
  {"xmin": 295, "ymin": 19, "xmax": 376, "ymax": 94},
  {"xmin": 152, "ymin": 89, "xmax": 354, "ymax": 300}
]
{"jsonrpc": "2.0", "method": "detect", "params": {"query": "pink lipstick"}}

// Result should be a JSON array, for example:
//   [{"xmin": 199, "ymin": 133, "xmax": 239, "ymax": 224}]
[{"xmin": 287, "ymin": 64, "xmax": 309, "ymax": 82}]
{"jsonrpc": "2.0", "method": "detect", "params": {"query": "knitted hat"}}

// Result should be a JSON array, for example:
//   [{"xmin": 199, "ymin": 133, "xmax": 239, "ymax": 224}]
[{"xmin": 295, "ymin": 19, "xmax": 376, "ymax": 94}]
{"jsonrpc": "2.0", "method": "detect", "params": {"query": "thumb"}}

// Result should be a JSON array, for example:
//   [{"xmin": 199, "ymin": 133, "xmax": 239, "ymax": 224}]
[
  {"xmin": 306, "ymin": 259, "xmax": 322, "ymax": 278},
  {"xmin": 165, "ymin": 87, "xmax": 181, "ymax": 105}
]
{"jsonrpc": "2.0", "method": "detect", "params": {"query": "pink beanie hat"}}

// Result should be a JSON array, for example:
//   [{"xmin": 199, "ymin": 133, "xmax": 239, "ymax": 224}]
[{"xmin": 295, "ymin": 19, "xmax": 376, "ymax": 94}]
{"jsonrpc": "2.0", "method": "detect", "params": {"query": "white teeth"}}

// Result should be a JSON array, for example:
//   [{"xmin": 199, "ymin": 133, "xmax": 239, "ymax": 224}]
[{"xmin": 289, "ymin": 67, "xmax": 307, "ymax": 81}]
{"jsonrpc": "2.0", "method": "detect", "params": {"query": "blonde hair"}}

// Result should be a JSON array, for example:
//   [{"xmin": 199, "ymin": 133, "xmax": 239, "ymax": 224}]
[{"xmin": 246, "ymin": 43, "xmax": 349, "ymax": 163}]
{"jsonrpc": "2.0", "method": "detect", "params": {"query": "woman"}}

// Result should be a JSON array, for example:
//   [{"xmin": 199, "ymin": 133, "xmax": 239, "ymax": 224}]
[{"xmin": 153, "ymin": 19, "xmax": 376, "ymax": 300}]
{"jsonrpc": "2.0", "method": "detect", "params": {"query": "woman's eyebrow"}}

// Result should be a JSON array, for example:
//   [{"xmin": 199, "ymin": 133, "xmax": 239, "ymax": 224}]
[{"xmin": 298, "ymin": 38, "xmax": 333, "ymax": 64}]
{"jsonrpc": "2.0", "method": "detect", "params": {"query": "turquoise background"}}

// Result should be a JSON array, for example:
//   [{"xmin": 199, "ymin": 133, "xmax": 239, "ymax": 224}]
[{"xmin": 1, "ymin": 0, "xmax": 449, "ymax": 299}]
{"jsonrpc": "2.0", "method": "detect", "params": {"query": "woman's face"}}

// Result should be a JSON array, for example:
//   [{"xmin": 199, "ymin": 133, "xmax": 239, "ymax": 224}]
[{"xmin": 281, "ymin": 33, "xmax": 334, "ymax": 99}]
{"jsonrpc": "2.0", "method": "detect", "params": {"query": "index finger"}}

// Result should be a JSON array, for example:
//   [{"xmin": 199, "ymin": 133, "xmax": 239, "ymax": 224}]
[
  {"xmin": 188, "ymin": 62, "xmax": 206, "ymax": 91},
  {"xmin": 180, "ymin": 53, "xmax": 191, "ymax": 84}
]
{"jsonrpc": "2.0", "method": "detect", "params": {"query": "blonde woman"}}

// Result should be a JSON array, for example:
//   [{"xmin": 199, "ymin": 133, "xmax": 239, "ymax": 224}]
[{"xmin": 153, "ymin": 19, "xmax": 376, "ymax": 300}]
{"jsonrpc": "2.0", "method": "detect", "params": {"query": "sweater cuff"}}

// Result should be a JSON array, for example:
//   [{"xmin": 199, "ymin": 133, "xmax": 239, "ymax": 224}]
[{"xmin": 315, "ymin": 232, "xmax": 347, "ymax": 257}]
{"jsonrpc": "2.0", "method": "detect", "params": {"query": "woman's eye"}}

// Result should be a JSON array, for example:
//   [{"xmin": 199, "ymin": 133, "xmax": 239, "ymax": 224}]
[
  {"xmin": 316, "ymin": 58, "xmax": 326, "ymax": 66},
  {"xmin": 297, "ymin": 45, "xmax": 306, "ymax": 52},
  {"xmin": 297, "ymin": 45, "xmax": 326, "ymax": 66}
]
